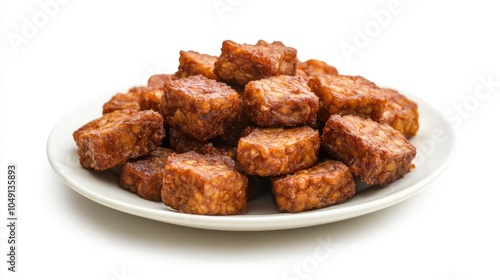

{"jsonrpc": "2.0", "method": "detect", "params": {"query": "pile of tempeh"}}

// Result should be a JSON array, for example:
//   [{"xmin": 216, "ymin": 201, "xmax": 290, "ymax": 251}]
[{"xmin": 72, "ymin": 39, "xmax": 418, "ymax": 215}]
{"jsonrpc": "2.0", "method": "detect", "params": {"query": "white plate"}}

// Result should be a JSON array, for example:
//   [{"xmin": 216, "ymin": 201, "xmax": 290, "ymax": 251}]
[{"xmin": 46, "ymin": 90, "xmax": 456, "ymax": 231}]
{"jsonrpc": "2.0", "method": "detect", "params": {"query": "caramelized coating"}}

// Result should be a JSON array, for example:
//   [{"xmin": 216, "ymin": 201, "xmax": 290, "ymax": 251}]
[
  {"xmin": 102, "ymin": 90, "xmax": 142, "ymax": 114},
  {"xmin": 217, "ymin": 95, "xmax": 252, "ymax": 146},
  {"xmin": 380, "ymin": 88, "xmax": 419, "ymax": 138},
  {"xmin": 296, "ymin": 59, "xmax": 338, "ymax": 77},
  {"xmin": 174, "ymin": 51, "xmax": 219, "ymax": 80},
  {"xmin": 103, "ymin": 86, "xmax": 165, "ymax": 114},
  {"xmin": 308, "ymin": 74, "xmax": 387, "ymax": 123},
  {"xmin": 159, "ymin": 75, "xmax": 240, "ymax": 142},
  {"xmin": 321, "ymin": 114, "xmax": 416, "ymax": 186},
  {"xmin": 140, "ymin": 88, "xmax": 163, "ymax": 112},
  {"xmin": 161, "ymin": 151, "xmax": 248, "ymax": 215},
  {"xmin": 119, "ymin": 147, "xmax": 174, "ymax": 201},
  {"xmin": 243, "ymin": 75, "xmax": 319, "ymax": 127},
  {"xmin": 169, "ymin": 128, "xmax": 237, "ymax": 159},
  {"xmin": 147, "ymin": 74, "xmax": 174, "ymax": 89},
  {"xmin": 213, "ymin": 40, "xmax": 298, "ymax": 86},
  {"xmin": 73, "ymin": 109, "xmax": 136, "ymax": 143},
  {"xmin": 272, "ymin": 160, "xmax": 356, "ymax": 213},
  {"xmin": 236, "ymin": 126, "xmax": 320, "ymax": 176},
  {"xmin": 74, "ymin": 109, "xmax": 165, "ymax": 171}
]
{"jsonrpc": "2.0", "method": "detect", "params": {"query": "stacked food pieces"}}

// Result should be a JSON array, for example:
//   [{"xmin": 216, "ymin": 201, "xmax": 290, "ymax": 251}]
[{"xmin": 72, "ymin": 39, "xmax": 419, "ymax": 215}]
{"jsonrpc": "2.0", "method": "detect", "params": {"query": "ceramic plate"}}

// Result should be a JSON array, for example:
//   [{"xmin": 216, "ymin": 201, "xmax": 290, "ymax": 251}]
[{"xmin": 47, "ymin": 90, "xmax": 455, "ymax": 231}]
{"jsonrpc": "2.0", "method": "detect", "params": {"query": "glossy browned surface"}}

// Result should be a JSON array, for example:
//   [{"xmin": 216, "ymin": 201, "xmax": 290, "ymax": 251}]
[
  {"xmin": 296, "ymin": 59, "xmax": 338, "ymax": 77},
  {"xmin": 119, "ymin": 147, "xmax": 174, "ymax": 201},
  {"xmin": 272, "ymin": 160, "xmax": 356, "ymax": 213},
  {"xmin": 308, "ymin": 74, "xmax": 387, "ymax": 123},
  {"xmin": 236, "ymin": 126, "xmax": 320, "ymax": 176},
  {"xmin": 243, "ymin": 75, "xmax": 319, "ymax": 127},
  {"xmin": 147, "ymin": 74, "xmax": 174, "ymax": 89},
  {"xmin": 213, "ymin": 40, "xmax": 297, "ymax": 86},
  {"xmin": 161, "ymin": 151, "xmax": 247, "ymax": 215},
  {"xmin": 159, "ymin": 75, "xmax": 240, "ymax": 142},
  {"xmin": 321, "ymin": 114, "xmax": 416, "ymax": 186},
  {"xmin": 174, "ymin": 51, "xmax": 219, "ymax": 80},
  {"xmin": 74, "ymin": 109, "xmax": 165, "ymax": 171},
  {"xmin": 380, "ymin": 88, "xmax": 419, "ymax": 138}
]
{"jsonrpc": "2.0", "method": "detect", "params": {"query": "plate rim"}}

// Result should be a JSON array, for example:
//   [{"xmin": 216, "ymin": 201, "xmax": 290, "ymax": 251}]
[{"xmin": 46, "ymin": 90, "xmax": 456, "ymax": 231}]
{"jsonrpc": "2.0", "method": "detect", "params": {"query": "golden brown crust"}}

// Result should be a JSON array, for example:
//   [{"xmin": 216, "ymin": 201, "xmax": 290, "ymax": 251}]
[
  {"xmin": 308, "ymin": 74, "xmax": 387, "ymax": 123},
  {"xmin": 74, "ymin": 110, "xmax": 165, "ymax": 171},
  {"xmin": 321, "ymin": 114, "xmax": 416, "ymax": 186},
  {"xmin": 161, "ymin": 151, "xmax": 248, "ymax": 215},
  {"xmin": 271, "ymin": 160, "xmax": 356, "ymax": 213},
  {"xmin": 103, "ymin": 85, "xmax": 166, "ymax": 114},
  {"xmin": 159, "ymin": 75, "xmax": 240, "ymax": 142},
  {"xmin": 243, "ymin": 75, "xmax": 319, "ymax": 127},
  {"xmin": 139, "ymin": 88, "xmax": 163, "ymax": 112},
  {"xmin": 296, "ymin": 59, "xmax": 338, "ymax": 77},
  {"xmin": 147, "ymin": 74, "xmax": 174, "ymax": 89},
  {"xmin": 213, "ymin": 40, "xmax": 298, "ymax": 86},
  {"xmin": 380, "ymin": 88, "xmax": 419, "ymax": 138},
  {"xmin": 102, "ymin": 90, "xmax": 142, "ymax": 114},
  {"xmin": 236, "ymin": 126, "xmax": 320, "ymax": 176},
  {"xmin": 119, "ymin": 147, "xmax": 174, "ymax": 201},
  {"xmin": 73, "ymin": 109, "xmax": 136, "ymax": 144},
  {"xmin": 174, "ymin": 51, "xmax": 219, "ymax": 80}
]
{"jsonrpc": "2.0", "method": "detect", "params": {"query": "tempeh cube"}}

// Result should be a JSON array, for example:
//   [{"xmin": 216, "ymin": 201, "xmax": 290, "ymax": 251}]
[
  {"xmin": 380, "ymin": 88, "xmax": 419, "ymax": 138},
  {"xmin": 161, "ymin": 151, "xmax": 247, "ymax": 215},
  {"xmin": 119, "ymin": 147, "xmax": 174, "ymax": 201},
  {"xmin": 174, "ymin": 51, "xmax": 219, "ymax": 80},
  {"xmin": 73, "ymin": 109, "xmax": 165, "ymax": 171},
  {"xmin": 271, "ymin": 160, "xmax": 356, "ymax": 213},
  {"xmin": 308, "ymin": 74, "xmax": 386, "ymax": 123},
  {"xmin": 159, "ymin": 75, "xmax": 240, "ymax": 142},
  {"xmin": 213, "ymin": 39, "xmax": 298, "ymax": 86},
  {"xmin": 236, "ymin": 126, "xmax": 320, "ymax": 176},
  {"xmin": 242, "ymin": 75, "xmax": 319, "ymax": 127},
  {"xmin": 321, "ymin": 114, "xmax": 416, "ymax": 186}
]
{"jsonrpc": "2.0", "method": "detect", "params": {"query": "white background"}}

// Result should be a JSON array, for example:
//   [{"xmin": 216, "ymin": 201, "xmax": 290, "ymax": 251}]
[{"xmin": 1, "ymin": 0, "xmax": 499, "ymax": 279}]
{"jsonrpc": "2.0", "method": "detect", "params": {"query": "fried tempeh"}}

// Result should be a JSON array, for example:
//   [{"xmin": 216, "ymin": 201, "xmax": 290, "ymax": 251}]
[
  {"xmin": 214, "ymin": 39, "xmax": 298, "ymax": 86},
  {"xmin": 237, "ymin": 126, "xmax": 320, "ymax": 176},
  {"xmin": 321, "ymin": 114, "xmax": 416, "ymax": 186},
  {"xmin": 271, "ymin": 160, "xmax": 356, "ymax": 213},
  {"xmin": 161, "ymin": 151, "xmax": 247, "ymax": 215},
  {"xmin": 119, "ymin": 147, "xmax": 174, "ymax": 201},
  {"xmin": 73, "ymin": 109, "xmax": 165, "ymax": 171}
]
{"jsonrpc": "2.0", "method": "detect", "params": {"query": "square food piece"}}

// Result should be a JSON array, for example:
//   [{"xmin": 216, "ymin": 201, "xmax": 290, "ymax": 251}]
[
  {"xmin": 243, "ymin": 75, "xmax": 319, "ymax": 127},
  {"xmin": 321, "ymin": 114, "xmax": 416, "ymax": 186},
  {"xmin": 213, "ymin": 39, "xmax": 298, "ymax": 86},
  {"xmin": 119, "ymin": 147, "xmax": 174, "ymax": 201},
  {"xmin": 161, "ymin": 151, "xmax": 248, "ymax": 215},
  {"xmin": 237, "ymin": 126, "xmax": 320, "ymax": 176},
  {"xmin": 102, "ymin": 87, "xmax": 145, "ymax": 114},
  {"xmin": 308, "ymin": 74, "xmax": 387, "ymax": 123},
  {"xmin": 380, "ymin": 88, "xmax": 419, "ymax": 138},
  {"xmin": 271, "ymin": 160, "xmax": 356, "ymax": 213},
  {"xmin": 296, "ymin": 59, "xmax": 339, "ymax": 77},
  {"xmin": 174, "ymin": 51, "xmax": 219, "ymax": 80},
  {"xmin": 159, "ymin": 75, "xmax": 240, "ymax": 142},
  {"xmin": 73, "ymin": 109, "xmax": 165, "ymax": 171}
]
